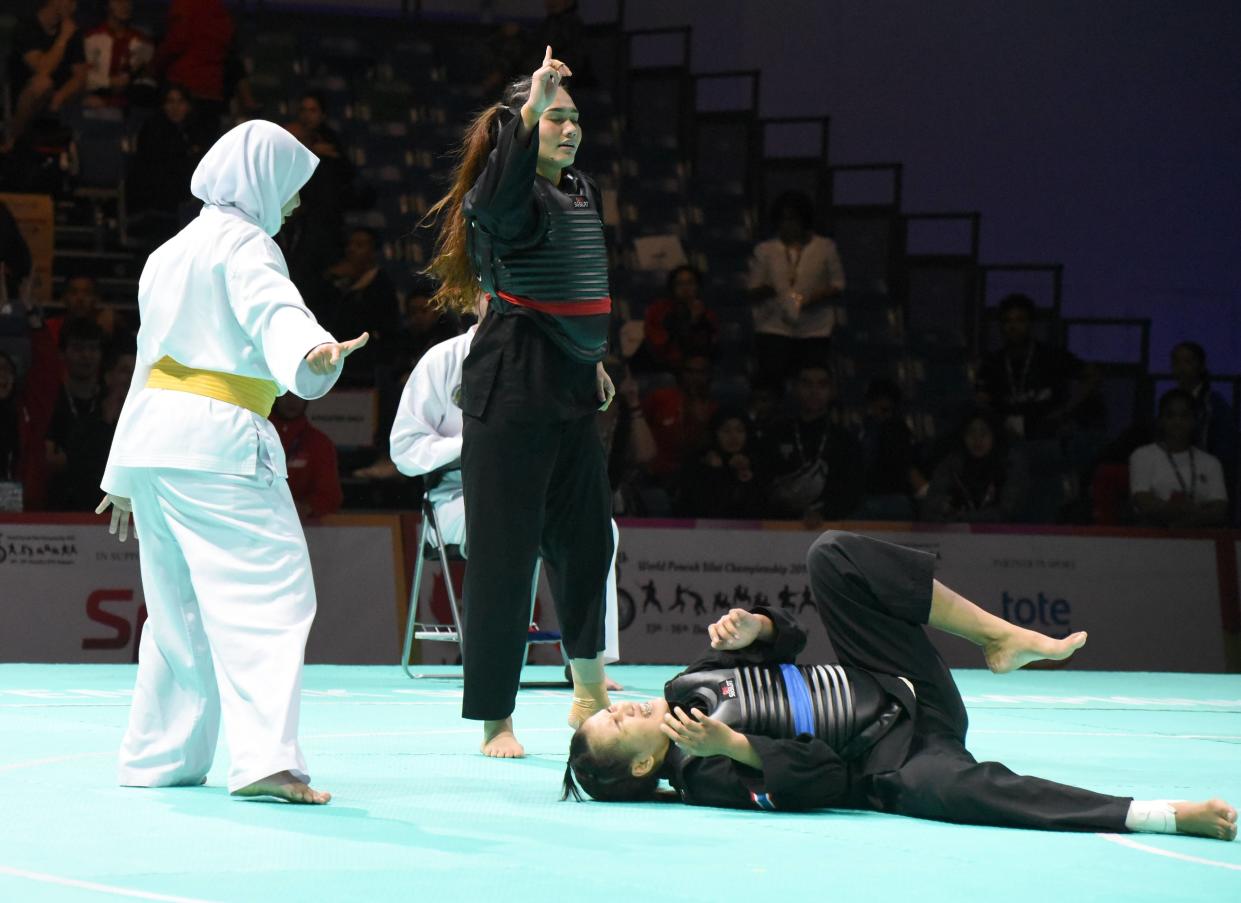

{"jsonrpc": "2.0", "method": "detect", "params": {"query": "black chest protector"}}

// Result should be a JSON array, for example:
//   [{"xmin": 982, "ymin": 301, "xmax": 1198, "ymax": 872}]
[
  {"xmin": 469, "ymin": 169, "xmax": 611, "ymax": 362},
  {"xmin": 666, "ymin": 664, "xmax": 902, "ymax": 758}
]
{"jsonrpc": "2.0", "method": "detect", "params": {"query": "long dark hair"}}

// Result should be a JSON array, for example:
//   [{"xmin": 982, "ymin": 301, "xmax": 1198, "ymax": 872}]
[
  {"xmin": 561, "ymin": 726, "xmax": 661, "ymax": 803},
  {"xmin": 424, "ymin": 77, "xmax": 540, "ymax": 314}
]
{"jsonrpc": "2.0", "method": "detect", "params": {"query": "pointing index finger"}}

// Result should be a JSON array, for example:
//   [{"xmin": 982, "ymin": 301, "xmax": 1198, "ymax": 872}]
[{"xmin": 543, "ymin": 45, "xmax": 552, "ymax": 67}]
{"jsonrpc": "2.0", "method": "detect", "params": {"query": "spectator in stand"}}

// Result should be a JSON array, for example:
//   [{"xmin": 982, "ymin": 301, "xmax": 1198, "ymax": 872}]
[
  {"xmin": 597, "ymin": 361, "xmax": 657, "ymax": 516},
  {"xmin": 126, "ymin": 84, "xmax": 208, "ymax": 241},
  {"xmin": 269, "ymin": 393, "xmax": 343, "ymax": 519},
  {"xmin": 306, "ymin": 228, "xmax": 400, "ymax": 387},
  {"xmin": 1129, "ymin": 388, "xmax": 1228, "ymax": 528},
  {"xmin": 758, "ymin": 361, "xmax": 862, "ymax": 524},
  {"xmin": 151, "ymin": 0, "xmax": 235, "ymax": 134},
  {"xmin": 281, "ymin": 92, "xmax": 356, "ymax": 292},
  {"xmin": 82, "ymin": 0, "xmax": 154, "ymax": 110},
  {"xmin": 642, "ymin": 351, "xmax": 718, "ymax": 481},
  {"xmin": 976, "ymin": 293, "xmax": 1100, "ymax": 441},
  {"xmin": 391, "ymin": 283, "xmax": 463, "ymax": 376},
  {"xmin": 924, "ymin": 410, "xmax": 1030, "ymax": 523},
  {"xmin": 855, "ymin": 377, "xmax": 926, "ymax": 520},
  {"xmin": 1170, "ymin": 341, "xmax": 1237, "ymax": 481},
  {"xmin": 44, "ymin": 318, "xmax": 118, "ymax": 511},
  {"xmin": 640, "ymin": 265, "xmax": 719, "ymax": 372},
  {"xmin": 4, "ymin": 0, "xmax": 87, "ymax": 150},
  {"xmin": 746, "ymin": 190, "xmax": 845, "ymax": 388},
  {"xmin": 677, "ymin": 407, "xmax": 764, "ymax": 519},
  {"xmin": 46, "ymin": 275, "xmax": 123, "ymax": 345},
  {"xmin": 744, "ymin": 375, "xmax": 782, "ymax": 450}
]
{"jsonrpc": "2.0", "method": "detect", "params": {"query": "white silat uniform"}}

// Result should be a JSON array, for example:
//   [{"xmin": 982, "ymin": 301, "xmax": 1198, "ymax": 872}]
[
  {"xmin": 390, "ymin": 327, "xmax": 621, "ymax": 663},
  {"xmin": 101, "ymin": 121, "xmax": 343, "ymax": 793}
]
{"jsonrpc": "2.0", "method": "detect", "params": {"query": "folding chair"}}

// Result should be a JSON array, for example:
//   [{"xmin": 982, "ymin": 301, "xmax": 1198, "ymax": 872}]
[{"xmin": 400, "ymin": 488, "xmax": 567, "ymax": 686}]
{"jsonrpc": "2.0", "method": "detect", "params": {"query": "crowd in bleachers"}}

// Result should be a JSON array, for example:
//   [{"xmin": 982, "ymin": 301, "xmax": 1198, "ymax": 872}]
[{"xmin": 1, "ymin": 1, "xmax": 1236, "ymax": 528}]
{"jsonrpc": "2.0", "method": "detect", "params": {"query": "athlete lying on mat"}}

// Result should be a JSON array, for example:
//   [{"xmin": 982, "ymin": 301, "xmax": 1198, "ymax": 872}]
[{"xmin": 563, "ymin": 531, "xmax": 1237, "ymax": 841}]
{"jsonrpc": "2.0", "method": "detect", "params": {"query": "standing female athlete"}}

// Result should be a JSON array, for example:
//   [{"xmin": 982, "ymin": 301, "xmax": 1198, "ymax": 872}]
[{"xmin": 425, "ymin": 47, "xmax": 615, "ymax": 757}]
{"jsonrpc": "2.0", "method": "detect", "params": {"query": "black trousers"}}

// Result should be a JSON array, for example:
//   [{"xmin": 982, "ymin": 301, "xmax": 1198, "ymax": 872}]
[
  {"xmin": 807, "ymin": 530, "xmax": 1131, "ymax": 832},
  {"xmin": 459, "ymin": 410, "xmax": 614, "ymax": 721}
]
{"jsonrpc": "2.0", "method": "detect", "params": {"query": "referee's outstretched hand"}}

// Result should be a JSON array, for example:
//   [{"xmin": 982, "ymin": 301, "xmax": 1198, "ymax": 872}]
[{"xmin": 305, "ymin": 332, "xmax": 369, "ymax": 375}]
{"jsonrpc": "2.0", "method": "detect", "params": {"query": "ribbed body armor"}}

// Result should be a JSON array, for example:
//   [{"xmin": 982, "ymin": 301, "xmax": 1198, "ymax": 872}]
[
  {"xmin": 666, "ymin": 664, "xmax": 889, "ymax": 751},
  {"xmin": 470, "ymin": 169, "xmax": 611, "ymax": 362}
]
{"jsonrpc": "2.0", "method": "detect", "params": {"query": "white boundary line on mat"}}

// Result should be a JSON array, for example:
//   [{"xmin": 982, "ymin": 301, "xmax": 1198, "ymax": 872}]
[
  {"xmin": 0, "ymin": 751, "xmax": 112, "ymax": 773},
  {"xmin": 0, "ymin": 865, "xmax": 219, "ymax": 902},
  {"xmin": 1096, "ymin": 834, "xmax": 1241, "ymax": 871}
]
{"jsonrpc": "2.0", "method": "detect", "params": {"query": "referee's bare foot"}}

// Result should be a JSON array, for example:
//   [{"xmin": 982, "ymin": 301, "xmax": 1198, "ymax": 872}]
[
  {"xmin": 231, "ymin": 771, "xmax": 331, "ymax": 804},
  {"xmin": 482, "ymin": 718, "xmax": 525, "ymax": 758},
  {"xmin": 984, "ymin": 627, "xmax": 1087, "ymax": 674},
  {"xmin": 1174, "ymin": 799, "xmax": 1238, "ymax": 841}
]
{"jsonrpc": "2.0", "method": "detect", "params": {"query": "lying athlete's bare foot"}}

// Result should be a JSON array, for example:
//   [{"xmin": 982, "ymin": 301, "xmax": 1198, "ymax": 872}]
[
  {"xmin": 605, "ymin": 676, "xmax": 624, "ymax": 692},
  {"xmin": 1174, "ymin": 799, "xmax": 1238, "ymax": 841},
  {"xmin": 984, "ymin": 627, "xmax": 1087, "ymax": 674},
  {"xmin": 231, "ymin": 770, "xmax": 331, "ymax": 804},
  {"xmin": 481, "ymin": 718, "xmax": 525, "ymax": 758}
]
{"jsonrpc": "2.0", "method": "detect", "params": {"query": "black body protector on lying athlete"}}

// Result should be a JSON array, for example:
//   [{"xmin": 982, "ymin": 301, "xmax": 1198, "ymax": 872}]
[
  {"xmin": 467, "ymin": 110, "xmax": 611, "ymax": 363},
  {"xmin": 661, "ymin": 607, "xmax": 917, "ymax": 812},
  {"xmin": 665, "ymin": 664, "xmax": 905, "ymax": 761}
]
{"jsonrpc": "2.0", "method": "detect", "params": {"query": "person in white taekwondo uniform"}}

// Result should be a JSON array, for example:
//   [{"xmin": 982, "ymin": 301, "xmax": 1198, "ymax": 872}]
[
  {"xmin": 95, "ymin": 120, "xmax": 368, "ymax": 805},
  {"xmin": 389, "ymin": 319, "xmax": 623, "ymax": 676}
]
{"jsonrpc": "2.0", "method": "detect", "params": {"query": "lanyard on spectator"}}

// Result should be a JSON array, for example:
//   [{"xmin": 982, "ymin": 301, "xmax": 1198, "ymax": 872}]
[
  {"xmin": 794, "ymin": 419, "xmax": 829, "ymax": 465},
  {"xmin": 1005, "ymin": 345, "xmax": 1035, "ymax": 400},
  {"xmin": 783, "ymin": 242, "xmax": 804, "ymax": 289},
  {"xmin": 1162, "ymin": 445, "xmax": 1196, "ymax": 499}
]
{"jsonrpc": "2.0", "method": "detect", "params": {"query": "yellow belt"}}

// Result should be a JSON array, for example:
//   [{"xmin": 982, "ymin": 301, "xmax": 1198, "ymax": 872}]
[{"xmin": 146, "ymin": 356, "xmax": 279, "ymax": 417}]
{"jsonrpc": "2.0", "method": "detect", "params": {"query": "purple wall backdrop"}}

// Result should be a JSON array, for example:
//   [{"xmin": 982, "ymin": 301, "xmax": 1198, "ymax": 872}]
[{"xmin": 624, "ymin": 0, "xmax": 1241, "ymax": 372}]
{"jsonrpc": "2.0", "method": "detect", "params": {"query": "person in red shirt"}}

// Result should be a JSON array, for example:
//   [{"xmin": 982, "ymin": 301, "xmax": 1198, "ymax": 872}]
[
  {"xmin": 151, "ymin": 0, "xmax": 235, "ymax": 128},
  {"xmin": 641, "ymin": 351, "xmax": 718, "ymax": 480},
  {"xmin": 641, "ymin": 265, "xmax": 719, "ymax": 372},
  {"xmin": 82, "ymin": 0, "xmax": 154, "ymax": 109},
  {"xmin": 269, "ymin": 393, "xmax": 343, "ymax": 519}
]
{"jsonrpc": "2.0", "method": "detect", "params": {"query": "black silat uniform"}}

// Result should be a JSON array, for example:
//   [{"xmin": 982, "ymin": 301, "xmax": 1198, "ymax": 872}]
[
  {"xmin": 457, "ymin": 114, "xmax": 614, "ymax": 721},
  {"xmin": 662, "ymin": 531, "xmax": 1132, "ymax": 833}
]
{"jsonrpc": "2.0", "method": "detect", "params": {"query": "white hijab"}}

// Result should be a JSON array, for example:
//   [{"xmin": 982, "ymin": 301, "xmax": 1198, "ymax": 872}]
[{"xmin": 190, "ymin": 120, "xmax": 319, "ymax": 237}]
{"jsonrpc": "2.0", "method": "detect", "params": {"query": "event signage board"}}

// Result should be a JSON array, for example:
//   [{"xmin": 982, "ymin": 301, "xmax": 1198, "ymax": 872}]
[
  {"xmin": 603, "ymin": 526, "xmax": 1228, "ymax": 672},
  {"xmin": 0, "ymin": 517, "xmax": 402, "ymax": 664}
]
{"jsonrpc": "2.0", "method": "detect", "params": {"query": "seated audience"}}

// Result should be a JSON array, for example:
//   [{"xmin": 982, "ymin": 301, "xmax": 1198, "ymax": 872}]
[
  {"xmin": 639, "ymin": 265, "xmax": 719, "ymax": 372},
  {"xmin": 307, "ymin": 228, "xmax": 400, "ymax": 387},
  {"xmin": 126, "ymin": 85, "xmax": 208, "ymax": 239},
  {"xmin": 5, "ymin": 0, "xmax": 86, "ymax": 149},
  {"xmin": 597, "ymin": 363, "xmax": 658, "ymax": 516},
  {"xmin": 46, "ymin": 275, "xmax": 123, "ymax": 345},
  {"xmin": 151, "ymin": 0, "xmax": 236, "ymax": 133},
  {"xmin": 82, "ymin": 0, "xmax": 154, "ymax": 109},
  {"xmin": 282, "ymin": 91, "xmax": 356, "ymax": 291},
  {"xmin": 758, "ymin": 361, "xmax": 862, "ymax": 523},
  {"xmin": 270, "ymin": 393, "xmax": 343, "ymax": 519},
  {"xmin": 976, "ymin": 293, "xmax": 1099, "ymax": 441},
  {"xmin": 45, "ymin": 319, "xmax": 124, "ymax": 511},
  {"xmin": 677, "ymin": 407, "xmax": 764, "ymax": 520},
  {"xmin": 0, "ymin": 351, "xmax": 18, "ymax": 490},
  {"xmin": 1129, "ymin": 388, "xmax": 1228, "ymax": 528},
  {"xmin": 1170, "ymin": 340, "xmax": 1237, "ymax": 480},
  {"xmin": 746, "ymin": 190, "xmax": 845, "ymax": 388},
  {"xmin": 642, "ymin": 352, "xmax": 718, "ymax": 480},
  {"xmin": 0, "ymin": 201, "xmax": 33, "ymax": 298},
  {"xmin": 854, "ymin": 377, "xmax": 925, "ymax": 520},
  {"xmin": 924, "ymin": 410, "xmax": 1030, "ymax": 523}
]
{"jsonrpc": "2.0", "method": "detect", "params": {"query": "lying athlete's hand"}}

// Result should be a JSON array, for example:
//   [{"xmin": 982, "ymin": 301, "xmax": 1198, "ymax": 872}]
[
  {"xmin": 708, "ymin": 608, "xmax": 771, "ymax": 651},
  {"xmin": 660, "ymin": 707, "xmax": 738, "ymax": 759},
  {"xmin": 305, "ymin": 332, "xmax": 369, "ymax": 375},
  {"xmin": 95, "ymin": 494, "xmax": 134, "ymax": 543}
]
